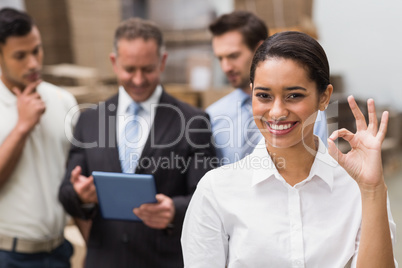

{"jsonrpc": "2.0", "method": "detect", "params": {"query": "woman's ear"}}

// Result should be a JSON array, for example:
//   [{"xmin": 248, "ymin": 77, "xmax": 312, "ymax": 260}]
[{"xmin": 319, "ymin": 84, "xmax": 333, "ymax": 111}]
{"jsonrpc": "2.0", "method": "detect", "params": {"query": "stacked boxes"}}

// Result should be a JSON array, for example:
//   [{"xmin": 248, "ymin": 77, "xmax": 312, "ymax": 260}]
[
  {"xmin": 147, "ymin": 0, "xmax": 214, "ymax": 31},
  {"xmin": 234, "ymin": 0, "xmax": 317, "ymax": 38},
  {"xmin": 66, "ymin": 0, "xmax": 121, "ymax": 80},
  {"xmin": 42, "ymin": 63, "xmax": 118, "ymax": 104},
  {"xmin": 25, "ymin": 0, "xmax": 121, "ymax": 80},
  {"xmin": 25, "ymin": 0, "xmax": 73, "ymax": 65},
  {"xmin": 164, "ymin": 84, "xmax": 233, "ymax": 109},
  {"xmin": 42, "ymin": 64, "xmax": 99, "ymax": 88},
  {"xmin": 148, "ymin": 0, "xmax": 216, "ymax": 89}
]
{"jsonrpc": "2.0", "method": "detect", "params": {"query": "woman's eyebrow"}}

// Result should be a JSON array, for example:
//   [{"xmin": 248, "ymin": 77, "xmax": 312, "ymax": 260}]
[
  {"xmin": 254, "ymin": 86, "xmax": 270, "ymax": 91},
  {"xmin": 285, "ymin": 86, "xmax": 307, "ymax": 91},
  {"xmin": 254, "ymin": 86, "xmax": 307, "ymax": 91}
]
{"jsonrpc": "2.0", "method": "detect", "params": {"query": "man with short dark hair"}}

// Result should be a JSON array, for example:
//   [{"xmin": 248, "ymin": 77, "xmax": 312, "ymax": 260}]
[
  {"xmin": 58, "ymin": 17, "xmax": 216, "ymax": 267},
  {"xmin": 0, "ymin": 7, "xmax": 76, "ymax": 267},
  {"xmin": 207, "ymin": 11, "xmax": 328, "ymax": 164}
]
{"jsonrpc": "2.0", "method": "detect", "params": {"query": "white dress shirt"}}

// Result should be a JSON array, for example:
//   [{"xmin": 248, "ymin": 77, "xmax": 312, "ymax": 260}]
[
  {"xmin": 117, "ymin": 85, "xmax": 162, "ymax": 164},
  {"xmin": 181, "ymin": 138, "xmax": 397, "ymax": 268}
]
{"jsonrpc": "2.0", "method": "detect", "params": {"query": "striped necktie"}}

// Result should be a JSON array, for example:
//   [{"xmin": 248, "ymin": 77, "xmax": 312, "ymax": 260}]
[{"xmin": 119, "ymin": 102, "xmax": 142, "ymax": 173}]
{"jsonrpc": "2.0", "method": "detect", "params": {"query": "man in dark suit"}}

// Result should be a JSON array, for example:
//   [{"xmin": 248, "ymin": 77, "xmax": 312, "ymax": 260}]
[{"xmin": 58, "ymin": 18, "xmax": 216, "ymax": 267}]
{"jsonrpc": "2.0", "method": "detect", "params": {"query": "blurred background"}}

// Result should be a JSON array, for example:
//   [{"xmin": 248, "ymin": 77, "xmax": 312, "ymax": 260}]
[{"xmin": 0, "ymin": 0, "xmax": 401, "ymax": 266}]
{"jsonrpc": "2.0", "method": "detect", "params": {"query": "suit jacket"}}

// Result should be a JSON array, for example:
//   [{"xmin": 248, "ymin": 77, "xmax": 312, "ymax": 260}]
[{"xmin": 59, "ymin": 90, "xmax": 216, "ymax": 268}]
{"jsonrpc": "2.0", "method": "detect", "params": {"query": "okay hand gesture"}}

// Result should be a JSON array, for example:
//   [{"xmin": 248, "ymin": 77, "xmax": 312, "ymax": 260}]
[{"xmin": 327, "ymin": 96, "xmax": 388, "ymax": 188}]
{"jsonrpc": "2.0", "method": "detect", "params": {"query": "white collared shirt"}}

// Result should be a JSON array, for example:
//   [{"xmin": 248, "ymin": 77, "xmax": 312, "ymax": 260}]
[
  {"xmin": 181, "ymin": 138, "xmax": 397, "ymax": 268},
  {"xmin": 116, "ymin": 85, "xmax": 162, "ymax": 160}
]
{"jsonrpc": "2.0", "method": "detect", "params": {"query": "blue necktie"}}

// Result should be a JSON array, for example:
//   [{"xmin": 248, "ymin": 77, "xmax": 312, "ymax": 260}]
[{"xmin": 119, "ymin": 102, "xmax": 142, "ymax": 173}]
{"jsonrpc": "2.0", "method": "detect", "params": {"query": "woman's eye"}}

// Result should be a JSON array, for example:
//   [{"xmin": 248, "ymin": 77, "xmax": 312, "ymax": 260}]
[
  {"xmin": 287, "ymin": 93, "xmax": 303, "ymax": 99},
  {"xmin": 256, "ymin": 93, "xmax": 271, "ymax": 99}
]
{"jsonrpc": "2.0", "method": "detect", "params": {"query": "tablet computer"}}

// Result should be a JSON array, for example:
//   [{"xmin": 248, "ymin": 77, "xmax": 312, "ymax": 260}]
[{"xmin": 92, "ymin": 171, "xmax": 157, "ymax": 221}]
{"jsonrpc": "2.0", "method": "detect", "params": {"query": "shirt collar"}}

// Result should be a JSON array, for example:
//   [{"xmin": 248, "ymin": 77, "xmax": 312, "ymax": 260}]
[
  {"xmin": 236, "ymin": 88, "xmax": 252, "ymax": 107},
  {"xmin": 251, "ymin": 138, "xmax": 278, "ymax": 186},
  {"xmin": 0, "ymin": 80, "xmax": 47, "ymax": 105},
  {"xmin": 251, "ymin": 137, "xmax": 336, "ymax": 191},
  {"xmin": 118, "ymin": 85, "xmax": 163, "ymax": 115},
  {"xmin": 306, "ymin": 137, "xmax": 337, "ymax": 191}
]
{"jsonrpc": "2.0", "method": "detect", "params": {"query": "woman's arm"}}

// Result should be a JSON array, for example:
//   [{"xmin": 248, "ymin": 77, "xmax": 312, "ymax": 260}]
[
  {"xmin": 181, "ymin": 174, "xmax": 229, "ymax": 268},
  {"xmin": 327, "ymin": 96, "xmax": 395, "ymax": 268}
]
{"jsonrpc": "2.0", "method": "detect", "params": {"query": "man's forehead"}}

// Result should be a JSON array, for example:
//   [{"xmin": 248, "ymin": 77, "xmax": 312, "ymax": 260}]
[
  {"xmin": 116, "ymin": 38, "xmax": 161, "ymax": 60},
  {"xmin": 117, "ymin": 37, "xmax": 158, "ymax": 50},
  {"xmin": 212, "ymin": 31, "xmax": 250, "ymax": 54},
  {"xmin": 212, "ymin": 40, "xmax": 246, "ymax": 57}
]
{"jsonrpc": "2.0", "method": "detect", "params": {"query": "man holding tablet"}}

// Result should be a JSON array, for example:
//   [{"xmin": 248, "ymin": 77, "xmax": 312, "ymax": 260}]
[{"xmin": 59, "ymin": 18, "xmax": 216, "ymax": 267}]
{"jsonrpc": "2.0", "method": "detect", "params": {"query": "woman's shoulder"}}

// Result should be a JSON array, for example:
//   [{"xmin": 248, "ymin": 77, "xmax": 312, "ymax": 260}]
[{"xmin": 198, "ymin": 157, "xmax": 255, "ymax": 193}]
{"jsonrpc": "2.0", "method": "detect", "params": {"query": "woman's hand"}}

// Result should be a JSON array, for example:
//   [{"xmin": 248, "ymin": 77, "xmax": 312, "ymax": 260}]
[{"xmin": 327, "ymin": 96, "xmax": 388, "ymax": 189}]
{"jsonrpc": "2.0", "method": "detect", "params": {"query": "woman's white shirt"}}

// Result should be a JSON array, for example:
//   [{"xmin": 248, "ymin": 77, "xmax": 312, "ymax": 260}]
[{"xmin": 181, "ymin": 138, "xmax": 397, "ymax": 268}]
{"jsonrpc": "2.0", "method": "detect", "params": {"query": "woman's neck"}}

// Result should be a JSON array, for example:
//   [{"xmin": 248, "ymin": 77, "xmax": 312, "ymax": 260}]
[{"xmin": 266, "ymin": 136, "xmax": 318, "ymax": 186}]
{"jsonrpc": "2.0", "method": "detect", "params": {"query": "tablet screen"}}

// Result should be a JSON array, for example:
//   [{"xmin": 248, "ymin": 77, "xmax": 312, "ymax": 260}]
[{"xmin": 92, "ymin": 171, "xmax": 157, "ymax": 221}]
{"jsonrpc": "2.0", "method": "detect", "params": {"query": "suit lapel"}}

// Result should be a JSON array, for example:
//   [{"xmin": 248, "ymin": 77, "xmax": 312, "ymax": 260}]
[
  {"xmin": 103, "ymin": 94, "xmax": 123, "ymax": 172},
  {"xmin": 138, "ymin": 90, "xmax": 177, "ymax": 166}
]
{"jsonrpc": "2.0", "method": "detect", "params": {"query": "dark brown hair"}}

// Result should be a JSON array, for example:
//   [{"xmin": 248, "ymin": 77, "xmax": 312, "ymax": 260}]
[
  {"xmin": 209, "ymin": 11, "xmax": 268, "ymax": 51},
  {"xmin": 0, "ymin": 8, "xmax": 34, "ymax": 45},
  {"xmin": 250, "ymin": 31, "xmax": 330, "ymax": 94}
]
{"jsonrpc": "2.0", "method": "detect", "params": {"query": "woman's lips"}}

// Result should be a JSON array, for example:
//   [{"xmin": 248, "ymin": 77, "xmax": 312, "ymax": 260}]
[{"xmin": 265, "ymin": 121, "xmax": 298, "ymax": 135}]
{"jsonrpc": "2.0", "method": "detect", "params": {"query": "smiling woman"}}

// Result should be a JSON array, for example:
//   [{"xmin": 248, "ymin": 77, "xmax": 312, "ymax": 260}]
[
  {"xmin": 252, "ymin": 58, "xmax": 330, "ymax": 151},
  {"xmin": 250, "ymin": 31, "xmax": 331, "ymax": 154},
  {"xmin": 181, "ymin": 31, "xmax": 397, "ymax": 267}
]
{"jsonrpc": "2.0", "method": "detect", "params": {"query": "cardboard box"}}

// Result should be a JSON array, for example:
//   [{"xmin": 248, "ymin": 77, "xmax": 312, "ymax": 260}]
[
  {"xmin": 234, "ymin": 0, "xmax": 317, "ymax": 37},
  {"xmin": 148, "ymin": 0, "xmax": 215, "ymax": 31},
  {"xmin": 66, "ymin": 0, "xmax": 121, "ymax": 79},
  {"xmin": 164, "ymin": 84, "xmax": 201, "ymax": 107},
  {"xmin": 163, "ymin": 44, "xmax": 213, "ymax": 85},
  {"xmin": 164, "ymin": 84, "xmax": 234, "ymax": 109},
  {"xmin": 62, "ymin": 84, "xmax": 118, "ymax": 105},
  {"xmin": 42, "ymin": 64, "xmax": 99, "ymax": 87},
  {"xmin": 187, "ymin": 54, "xmax": 214, "ymax": 91},
  {"xmin": 25, "ymin": 0, "xmax": 74, "ymax": 65},
  {"xmin": 200, "ymin": 88, "xmax": 233, "ymax": 109}
]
